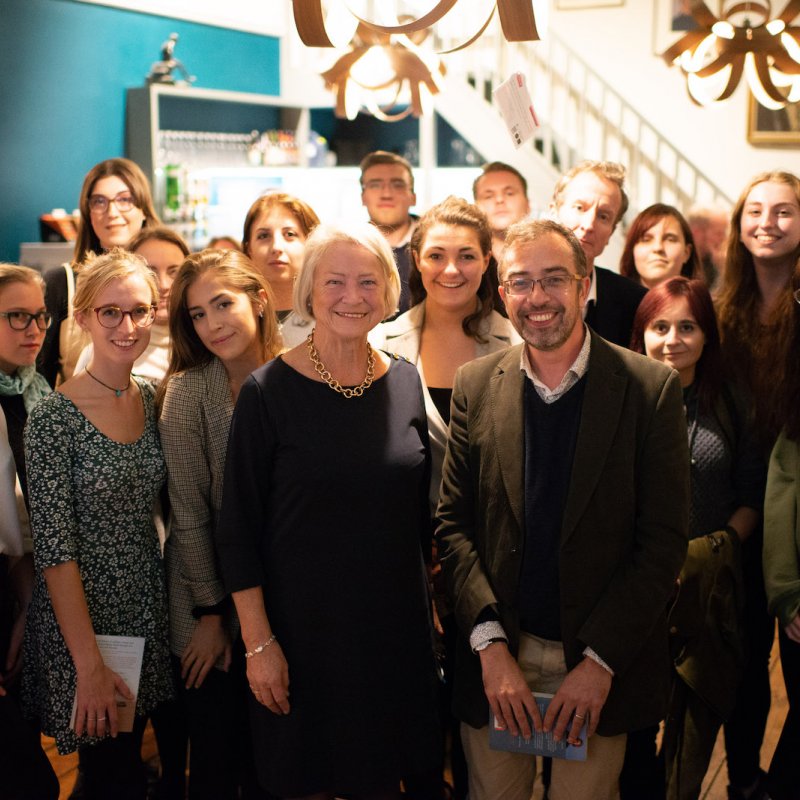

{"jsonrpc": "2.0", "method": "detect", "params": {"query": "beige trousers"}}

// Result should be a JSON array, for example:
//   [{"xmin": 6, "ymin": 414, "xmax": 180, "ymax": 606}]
[{"xmin": 461, "ymin": 633, "xmax": 627, "ymax": 800}]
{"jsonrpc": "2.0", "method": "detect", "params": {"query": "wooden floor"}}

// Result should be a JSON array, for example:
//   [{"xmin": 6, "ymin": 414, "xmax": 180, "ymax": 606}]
[
  {"xmin": 45, "ymin": 723, "xmax": 159, "ymax": 800},
  {"xmin": 699, "ymin": 631, "xmax": 787, "ymax": 800},
  {"xmin": 48, "ymin": 634, "xmax": 788, "ymax": 800}
]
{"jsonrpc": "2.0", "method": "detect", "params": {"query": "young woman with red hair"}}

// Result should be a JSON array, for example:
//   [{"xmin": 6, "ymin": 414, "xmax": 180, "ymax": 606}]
[{"xmin": 631, "ymin": 276, "xmax": 765, "ymax": 799}]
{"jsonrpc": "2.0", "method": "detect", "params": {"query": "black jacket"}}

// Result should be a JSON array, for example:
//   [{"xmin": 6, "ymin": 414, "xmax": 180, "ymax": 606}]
[{"xmin": 585, "ymin": 266, "xmax": 647, "ymax": 348}]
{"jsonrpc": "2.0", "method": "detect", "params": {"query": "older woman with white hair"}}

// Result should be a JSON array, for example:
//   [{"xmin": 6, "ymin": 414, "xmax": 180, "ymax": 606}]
[{"xmin": 215, "ymin": 221, "xmax": 440, "ymax": 800}]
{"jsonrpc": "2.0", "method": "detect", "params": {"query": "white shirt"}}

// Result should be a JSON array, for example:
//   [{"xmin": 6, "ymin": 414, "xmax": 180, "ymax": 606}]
[{"xmin": 582, "ymin": 268, "xmax": 598, "ymax": 319}]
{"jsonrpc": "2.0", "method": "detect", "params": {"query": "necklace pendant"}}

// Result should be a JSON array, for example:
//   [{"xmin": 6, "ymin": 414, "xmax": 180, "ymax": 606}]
[{"xmin": 115, "ymin": 389, "xmax": 122, "ymax": 398}]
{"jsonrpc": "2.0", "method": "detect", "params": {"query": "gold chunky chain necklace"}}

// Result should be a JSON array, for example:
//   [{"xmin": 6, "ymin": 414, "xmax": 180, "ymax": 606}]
[{"xmin": 306, "ymin": 329, "xmax": 375, "ymax": 398}]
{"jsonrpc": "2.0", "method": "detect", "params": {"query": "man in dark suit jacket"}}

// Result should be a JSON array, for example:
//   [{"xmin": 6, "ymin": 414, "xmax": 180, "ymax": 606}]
[
  {"xmin": 436, "ymin": 219, "xmax": 689, "ymax": 800},
  {"xmin": 551, "ymin": 160, "xmax": 647, "ymax": 347}
]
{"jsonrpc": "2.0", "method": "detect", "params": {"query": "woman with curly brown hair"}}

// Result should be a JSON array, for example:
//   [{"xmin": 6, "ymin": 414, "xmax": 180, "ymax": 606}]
[{"xmin": 372, "ymin": 196, "xmax": 520, "ymax": 799}]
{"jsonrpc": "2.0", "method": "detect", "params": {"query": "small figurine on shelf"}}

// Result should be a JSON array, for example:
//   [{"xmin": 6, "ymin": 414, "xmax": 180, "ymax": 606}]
[{"xmin": 146, "ymin": 33, "xmax": 196, "ymax": 86}]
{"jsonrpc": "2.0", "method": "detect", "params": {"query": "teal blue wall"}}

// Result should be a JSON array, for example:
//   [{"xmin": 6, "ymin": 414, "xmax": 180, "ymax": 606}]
[{"xmin": 0, "ymin": 0, "xmax": 280, "ymax": 261}]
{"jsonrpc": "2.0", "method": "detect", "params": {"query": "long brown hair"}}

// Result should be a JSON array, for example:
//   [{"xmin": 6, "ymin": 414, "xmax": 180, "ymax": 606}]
[
  {"xmin": 716, "ymin": 171, "xmax": 800, "ymax": 448},
  {"xmin": 158, "ymin": 249, "xmax": 282, "ymax": 407},
  {"xmin": 619, "ymin": 204, "xmax": 701, "ymax": 285},
  {"xmin": 73, "ymin": 159, "xmax": 160, "ymax": 266},
  {"xmin": 408, "ymin": 196, "xmax": 494, "ymax": 340}
]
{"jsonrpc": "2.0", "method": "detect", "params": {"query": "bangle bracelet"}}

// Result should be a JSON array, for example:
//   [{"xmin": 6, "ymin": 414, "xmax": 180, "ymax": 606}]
[
  {"xmin": 474, "ymin": 636, "xmax": 507, "ymax": 653},
  {"xmin": 244, "ymin": 634, "xmax": 277, "ymax": 658}
]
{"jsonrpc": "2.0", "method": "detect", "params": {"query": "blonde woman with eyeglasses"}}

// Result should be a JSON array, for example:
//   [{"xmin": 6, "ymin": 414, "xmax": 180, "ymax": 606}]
[
  {"xmin": 0, "ymin": 263, "xmax": 59, "ymax": 799},
  {"xmin": 22, "ymin": 248, "xmax": 172, "ymax": 799}
]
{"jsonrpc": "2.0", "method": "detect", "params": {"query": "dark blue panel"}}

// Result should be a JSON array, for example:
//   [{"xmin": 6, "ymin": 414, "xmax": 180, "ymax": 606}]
[
  {"xmin": 0, "ymin": 0, "xmax": 279, "ymax": 262},
  {"xmin": 159, "ymin": 97, "xmax": 281, "ymax": 133}
]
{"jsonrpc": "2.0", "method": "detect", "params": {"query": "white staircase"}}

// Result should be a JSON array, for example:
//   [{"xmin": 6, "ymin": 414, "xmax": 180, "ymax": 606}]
[{"xmin": 432, "ymin": 28, "xmax": 733, "ymax": 220}]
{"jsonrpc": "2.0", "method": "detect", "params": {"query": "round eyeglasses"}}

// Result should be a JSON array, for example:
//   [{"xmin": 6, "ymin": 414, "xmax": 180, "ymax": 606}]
[
  {"xmin": 503, "ymin": 274, "xmax": 583, "ymax": 296},
  {"xmin": 0, "ymin": 311, "xmax": 53, "ymax": 331},
  {"xmin": 88, "ymin": 193, "xmax": 137, "ymax": 214},
  {"xmin": 93, "ymin": 305, "xmax": 156, "ymax": 329}
]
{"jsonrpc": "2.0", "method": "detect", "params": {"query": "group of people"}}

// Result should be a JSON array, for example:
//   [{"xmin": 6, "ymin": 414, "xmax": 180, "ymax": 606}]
[{"xmin": 0, "ymin": 149, "xmax": 797, "ymax": 800}]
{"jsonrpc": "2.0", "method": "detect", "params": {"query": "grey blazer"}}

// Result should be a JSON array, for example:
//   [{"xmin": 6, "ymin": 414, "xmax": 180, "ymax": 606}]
[
  {"xmin": 373, "ymin": 301, "xmax": 521, "ymax": 511},
  {"xmin": 0, "ymin": 407, "xmax": 29, "ymax": 556},
  {"xmin": 159, "ymin": 357, "xmax": 237, "ymax": 663}
]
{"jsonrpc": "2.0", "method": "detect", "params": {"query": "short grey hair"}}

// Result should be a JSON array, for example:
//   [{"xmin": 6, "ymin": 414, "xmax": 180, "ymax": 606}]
[
  {"xmin": 551, "ymin": 160, "xmax": 628, "ymax": 227},
  {"xmin": 293, "ymin": 221, "xmax": 401, "ymax": 322}
]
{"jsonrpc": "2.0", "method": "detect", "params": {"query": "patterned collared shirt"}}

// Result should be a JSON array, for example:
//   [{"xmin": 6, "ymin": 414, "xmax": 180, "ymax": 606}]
[{"xmin": 519, "ymin": 324, "xmax": 592, "ymax": 403}]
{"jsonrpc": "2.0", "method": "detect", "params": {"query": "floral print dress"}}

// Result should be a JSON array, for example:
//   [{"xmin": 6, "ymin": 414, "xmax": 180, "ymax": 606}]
[{"xmin": 21, "ymin": 378, "xmax": 172, "ymax": 754}]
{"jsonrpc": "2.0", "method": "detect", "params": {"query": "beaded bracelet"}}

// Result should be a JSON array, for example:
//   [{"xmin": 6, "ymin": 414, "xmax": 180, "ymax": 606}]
[{"xmin": 244, "ymin": 634, "xmax": 277, "ymax": 658}]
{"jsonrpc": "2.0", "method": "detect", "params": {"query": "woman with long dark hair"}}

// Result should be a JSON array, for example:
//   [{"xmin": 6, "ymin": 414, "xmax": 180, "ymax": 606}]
[
  {"xmin": 38, "ymin": 158, "xmax": 160, "ymax": 387},
  {"xmin": 619, "ymin": 204, "xmax": 700, "ymax": 289},
  {"xmin": 372, "ymin": 196, "xmax": 520, "ymax": 797},
  {"xmin": 158, "ymin": 248, "xmax": 281, "ymax": 798}
]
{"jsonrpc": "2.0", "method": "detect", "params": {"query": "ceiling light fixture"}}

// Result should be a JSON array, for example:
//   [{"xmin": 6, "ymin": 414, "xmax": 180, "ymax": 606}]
[
  {"xmin": 321, "ymin": 24, "xmax": 446, "ymax": 120},
  {"xmin": 662, "ymin": 0, "xmax": 800, "ymax": 110},
  {"xmin": 292, "ymin": 0, "xmax": 541, "ymax": 50},
  {"xmin": 293, "ymin": 1, "xmax": 540, "ymax": 120}
]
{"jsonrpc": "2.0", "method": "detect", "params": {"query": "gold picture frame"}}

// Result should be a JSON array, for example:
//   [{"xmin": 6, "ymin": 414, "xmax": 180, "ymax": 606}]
[{"xmin": 747, "ymin": 92, "xmax": 800, "ymax": 146}]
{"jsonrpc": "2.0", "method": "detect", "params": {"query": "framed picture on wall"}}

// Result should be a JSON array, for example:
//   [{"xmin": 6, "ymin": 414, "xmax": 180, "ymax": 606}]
[
  {"xmin": 747, "ymin": 93, "xmax": 800, "ymax": 145},
  {"xmin": 555, "ymin": 0, "xmax": 623, "ymax": 8},
  {"xmin": 653, "ymin": 0, "xmax": 721, "ymax": 56}
]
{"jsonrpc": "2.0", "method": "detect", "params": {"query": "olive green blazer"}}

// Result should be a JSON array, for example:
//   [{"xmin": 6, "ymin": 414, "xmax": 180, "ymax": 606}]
[{"xmin": 436, "ymin": 331, "xmax": 690, "ymax": 735}]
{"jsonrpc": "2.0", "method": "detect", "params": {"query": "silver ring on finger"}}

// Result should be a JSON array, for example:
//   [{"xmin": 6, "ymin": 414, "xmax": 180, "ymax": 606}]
[{"xmin": 574, "ymin": 713, "xmax": 585, "ymax": 720}]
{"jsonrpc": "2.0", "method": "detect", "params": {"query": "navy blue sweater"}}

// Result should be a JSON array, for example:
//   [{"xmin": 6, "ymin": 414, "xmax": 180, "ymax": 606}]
[{"xmin": 518, "ymin": 375, "xmax": 587, "ymax": 640}]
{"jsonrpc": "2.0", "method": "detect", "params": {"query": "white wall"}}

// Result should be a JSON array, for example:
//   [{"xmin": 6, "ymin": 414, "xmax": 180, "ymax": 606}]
[
  {"xmin": 279, "ymin": 1, "xmax": 799, "ymax": 208},
  {"xmin": 546, "ymin": 2, "xmax": 800, "ymax": 205}
]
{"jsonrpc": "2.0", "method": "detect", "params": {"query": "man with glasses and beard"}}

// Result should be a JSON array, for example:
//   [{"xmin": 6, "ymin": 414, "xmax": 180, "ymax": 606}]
[{"xmin": 436, "ymin": 218, "xmax": 689, "ymax": 800}]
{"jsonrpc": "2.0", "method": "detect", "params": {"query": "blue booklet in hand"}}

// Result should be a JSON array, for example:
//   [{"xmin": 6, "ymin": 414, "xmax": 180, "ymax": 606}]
[{"xmin": 489, "ymin": 692, "xmax": 588, "ymax": 761}]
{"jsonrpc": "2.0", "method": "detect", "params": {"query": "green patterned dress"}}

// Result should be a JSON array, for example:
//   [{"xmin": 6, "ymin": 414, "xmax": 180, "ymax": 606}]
[{"xmin": 21, "ymin": 378, "xmax": 172, "ymax": 754}]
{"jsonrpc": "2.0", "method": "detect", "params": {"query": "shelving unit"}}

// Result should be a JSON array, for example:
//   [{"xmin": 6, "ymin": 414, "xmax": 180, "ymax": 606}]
[
  {"xmin": 126, "ymin": 84, "xmax": 310, "ymax": 175},
  {"xmin": 125, "ymin": 83, "xmax": 480, "ymax": 245}
]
